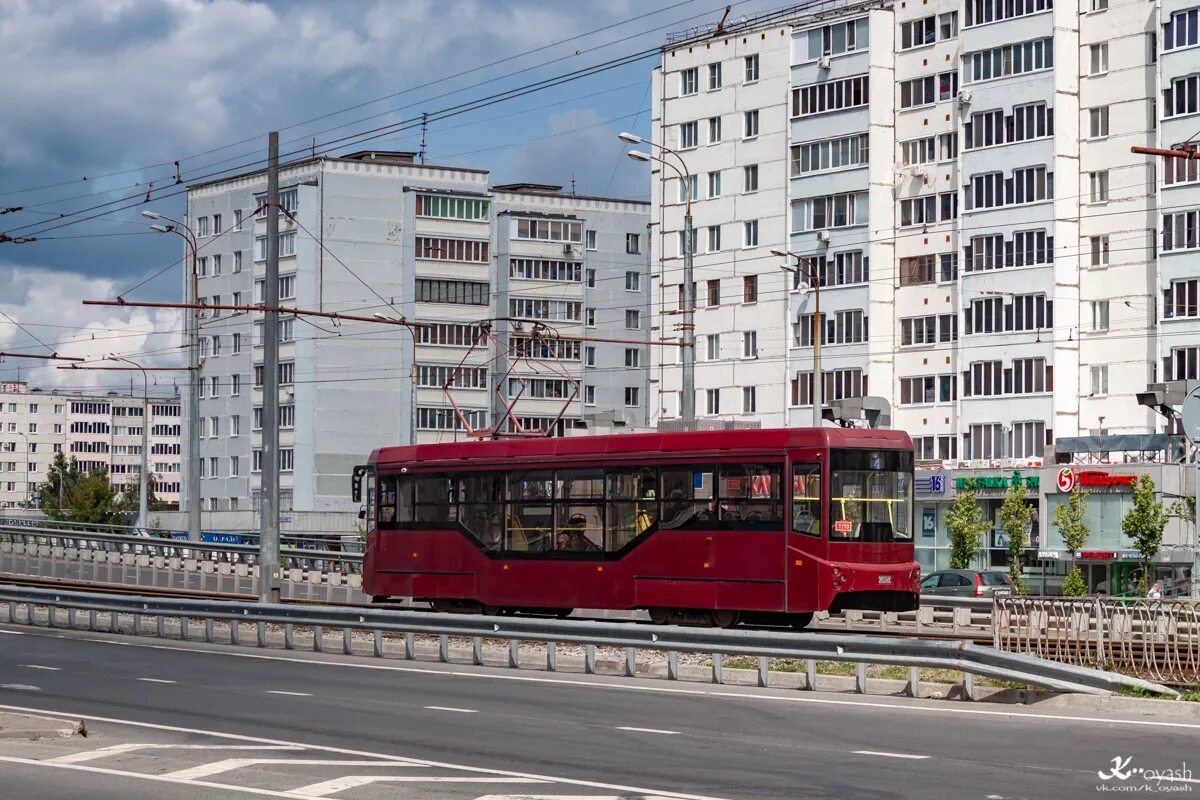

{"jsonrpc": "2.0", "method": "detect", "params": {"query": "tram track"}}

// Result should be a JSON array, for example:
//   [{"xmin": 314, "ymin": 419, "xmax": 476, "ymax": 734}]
[{"xmin": 0, "ymin": 573, "xmax": 993, "ymax": 644}]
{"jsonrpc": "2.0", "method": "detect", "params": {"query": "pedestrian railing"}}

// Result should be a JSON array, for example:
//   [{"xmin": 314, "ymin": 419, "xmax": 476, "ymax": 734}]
[
  {"xmin": 0, "ymin": 583, "xmax": 1177, "ymax": 699},
  {"xmin": 994, "ymin": 595, "xmax": 1200, "ymax": 684}
]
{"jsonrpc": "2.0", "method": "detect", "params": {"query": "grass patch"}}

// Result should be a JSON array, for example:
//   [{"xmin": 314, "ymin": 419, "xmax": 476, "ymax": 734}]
[{"xmin": 1179, "ymin": 690, "xmax": 1200, "ymax": 702}]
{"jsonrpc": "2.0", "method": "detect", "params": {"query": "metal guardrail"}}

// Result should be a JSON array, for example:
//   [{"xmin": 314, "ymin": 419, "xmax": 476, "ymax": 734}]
[
  {"xmin": 0, "ymin": 517, "xmax": 361, "ymax": 551},
  {"xmin": 0, "ymin": 583, "xmax": 1176, "ymax": 698},
  {"xmin": 0, "ymin": 524, "xmax": 361, "ymax": 573},
  {"xmin": 995, "ymin": 596, "xmax": 1200, "ymax": 684}
]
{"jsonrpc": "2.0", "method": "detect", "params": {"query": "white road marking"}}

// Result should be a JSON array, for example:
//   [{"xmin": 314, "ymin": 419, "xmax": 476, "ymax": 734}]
[
  {"xmin": 18, "ymin": 664, "xmax": 60, "ymax": 671},
  {"xmin": 292, "ymin": 776, "xmax": 548, "ymax": 797},
  {"xmin": 267, "ymin": 691, "xmax": 312, "ymax": 697},
  {"xmin": 136, "ymin": 678, "xmax": 176, "ymax": 684},
  {"xmin": 51, "ymin": 743, "xmax": 304, "ymax": 764},
  {"xmin": 475, "ymin": 797, "xmax": 680, "ymax": 800},
  {"xmin": 853, "ymin": 750, "xmax": 930, "ymax": 760},
  {"xmin": 0, "ymin": 704, "xmax": 727, "ymax": 800},
  {"xmin": 616, "ymin": 726, "xmax": 680, "ymax": 735},
  {"xmin": 0, "ymin": 629, "xmax": 27, "ymax": 635},
  {"xmin": 0, "ymin": 684, "xmax": 40, "ymax": 691},
  {"xmin": 423, "ymin": 705, "xmax": 477, "ymax": 713},
  {"xmin": 164, "ymin": 759, "xmax": 416, "ymax": 781}
]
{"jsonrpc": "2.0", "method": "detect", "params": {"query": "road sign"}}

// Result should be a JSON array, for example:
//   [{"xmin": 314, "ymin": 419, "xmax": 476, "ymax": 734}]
[{"xmin": 1183, "ymin": 386, "xmax": 1200, "ymax": 441}]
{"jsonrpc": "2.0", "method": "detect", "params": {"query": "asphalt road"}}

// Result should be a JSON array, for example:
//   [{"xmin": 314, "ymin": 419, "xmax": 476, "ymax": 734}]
[{"xmin": 0, "ymin": 623, "xmax": 1198, "ymax": 799}]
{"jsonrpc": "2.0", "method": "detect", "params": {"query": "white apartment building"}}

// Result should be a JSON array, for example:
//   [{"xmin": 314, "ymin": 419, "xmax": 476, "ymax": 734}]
[
  {"xmin": 0, "ymin": 380, "xmax": 181, "ymax": 510},
  {"xmin": 185, "ymin": 153, "xmax": 650, "ymax": 514},
  {"xmin": 650, "ymin": 0, "xmax": 1192, "ymax": 461}
]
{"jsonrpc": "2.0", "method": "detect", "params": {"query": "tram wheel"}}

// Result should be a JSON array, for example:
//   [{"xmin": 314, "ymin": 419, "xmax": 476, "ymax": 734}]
[
  {"xmin": 648, "ymin": 607, "xmax": 670, "ymax": 625},
  {"xmin": 710, "ymin": 609, "xmax": 740, "ymax": 628},
  {"xmin": 790, "ymin": 612, "xmax": 814, "ymax": 631},
  {"xmin": 480, "ymin": 605, "xmax": 502, "ymax": 616}
]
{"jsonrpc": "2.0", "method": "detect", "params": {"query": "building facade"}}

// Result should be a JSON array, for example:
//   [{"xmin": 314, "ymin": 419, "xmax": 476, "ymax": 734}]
[
  {"xmin": 649, "ymin": 0, "xmax": 1194, "ymax": 457},
  {"xmin": 0, "ymin": 381, "xmax": 181, "ymax": 510},
  {"xmin": 185, "ymin": 154, "xmax": 651, "ymax": 514}
]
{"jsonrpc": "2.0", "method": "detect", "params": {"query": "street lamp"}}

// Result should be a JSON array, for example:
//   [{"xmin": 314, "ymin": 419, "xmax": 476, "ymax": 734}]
[
  {"xmin": 621, "ymin": 134, "xmax": 695, "ymax": 421},
  {"xmin": 374, "ymin": 313, "xmax": 418, "ymax": 445},
  {"xmin": 146, "ymin": 212, "xmax": 201, "ymax": 543},
  {"xmin": 109, "ymin": 354, "xmax": 150, "ymax": 531},
  {"xmin": 773, "ymin": 249, "xmax": 823, "ymax": 428}
]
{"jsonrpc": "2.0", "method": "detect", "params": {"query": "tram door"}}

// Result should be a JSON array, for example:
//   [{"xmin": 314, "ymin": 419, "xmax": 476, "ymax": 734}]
[{"xmin": 785, "ymin": 450, "xmax": 826, "ymax": 612}]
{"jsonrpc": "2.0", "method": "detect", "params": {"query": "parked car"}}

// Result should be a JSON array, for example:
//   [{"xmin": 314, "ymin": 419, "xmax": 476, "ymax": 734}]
[{"xmin": 920, "ymin": 569, "xmax": 1015, "ymax": 598}]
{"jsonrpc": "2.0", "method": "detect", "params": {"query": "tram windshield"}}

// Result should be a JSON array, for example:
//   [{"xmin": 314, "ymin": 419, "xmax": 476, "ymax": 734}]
[{"xmin": 828, "ymin": 449, "xmax": 913, "ymax": 542}]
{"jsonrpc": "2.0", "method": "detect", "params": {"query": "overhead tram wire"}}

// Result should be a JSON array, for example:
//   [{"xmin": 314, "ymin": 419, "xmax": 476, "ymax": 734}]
[
  {"xmin": 3, "ymin": 0, "xmax": 824, "ymax": 239},
  {"xmin": 0, "ymin": 0, "xmax": 709, "ymax": 204}
]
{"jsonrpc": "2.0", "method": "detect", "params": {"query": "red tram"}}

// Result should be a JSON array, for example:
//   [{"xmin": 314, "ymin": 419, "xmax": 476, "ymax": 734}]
[{"xmin": 353, "ymin": 427, "xmax": 919, "ymax": 627}]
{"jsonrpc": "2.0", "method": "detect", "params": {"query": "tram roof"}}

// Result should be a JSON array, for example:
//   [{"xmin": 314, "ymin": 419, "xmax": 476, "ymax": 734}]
[{"xmin": 371, "ymin": 427, "xmax": 912, "ymax": 469}]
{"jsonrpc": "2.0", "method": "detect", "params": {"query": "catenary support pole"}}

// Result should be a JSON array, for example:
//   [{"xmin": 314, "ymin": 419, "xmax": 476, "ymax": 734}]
[{"xmin": 259, "ymin": 131, "xmax": 281, "ymax": 604}]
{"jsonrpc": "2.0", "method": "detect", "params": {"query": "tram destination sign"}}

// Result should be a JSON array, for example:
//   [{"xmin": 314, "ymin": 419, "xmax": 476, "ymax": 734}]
[{"xmin": 954, "ymin": 471, "xmax": 1039, "ymax": 492}]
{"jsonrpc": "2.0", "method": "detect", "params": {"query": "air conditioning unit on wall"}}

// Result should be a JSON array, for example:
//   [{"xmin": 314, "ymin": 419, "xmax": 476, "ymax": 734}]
[
  {"xmin": 816, "ymin": 230, "xmax": 831, "ymax": 243},
  {"xmin": 817, "ymin": 55, "xmax": 831, "ymax": 70}
]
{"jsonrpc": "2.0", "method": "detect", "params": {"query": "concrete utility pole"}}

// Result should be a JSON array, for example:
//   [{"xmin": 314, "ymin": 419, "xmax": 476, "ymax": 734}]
[
  {"xmin": 774, "ymin": 250, "xmax": 822, "ymax": 427},
  {"xmin": 259, "ymin": 131, "xmax": 281, "ymax": 605},
  {"xmin": 619, "ymin": 132, "xmax": 694, "ymax": 421}
]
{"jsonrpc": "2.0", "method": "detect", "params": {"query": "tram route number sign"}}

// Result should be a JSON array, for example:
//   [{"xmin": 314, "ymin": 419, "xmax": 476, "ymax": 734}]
[{"xmin": 834, "ymin": 520, "xmax": 853, "ymax": 534}]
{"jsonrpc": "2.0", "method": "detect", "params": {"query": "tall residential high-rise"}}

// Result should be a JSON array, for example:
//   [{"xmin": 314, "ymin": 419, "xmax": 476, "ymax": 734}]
[
  {"xmin": 650, "ymin": 0, "xmax": 1189, "ymax": 459},
  {"xmin": 185, "ymin": 153, "xmax": 651, "ymax": 514}
]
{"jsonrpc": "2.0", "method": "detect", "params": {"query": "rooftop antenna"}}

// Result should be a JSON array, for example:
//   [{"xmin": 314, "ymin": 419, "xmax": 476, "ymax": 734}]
[
  {"xmin": 571, "ymin": 174, "xmax": 577, "ymax": 197},
  {"xmin": 419, "ymin": 112, "xmax": 429, "ymax": 164},
  {"xmin": 310, "ymin": 138, "xmax": 316, "ymax": 157}
]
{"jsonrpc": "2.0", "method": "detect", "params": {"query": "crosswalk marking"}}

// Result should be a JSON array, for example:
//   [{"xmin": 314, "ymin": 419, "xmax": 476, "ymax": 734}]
[
  {"xmin": 50, "ymin": 743, "xmax": 304, "ymax": 764},
  {"xmin": 164, "ymin": 759, "xmax": 417, "ymax": 781},
  {"xmin": 292, "ymin": 775, "xmax": 551, "ymax": 797}
]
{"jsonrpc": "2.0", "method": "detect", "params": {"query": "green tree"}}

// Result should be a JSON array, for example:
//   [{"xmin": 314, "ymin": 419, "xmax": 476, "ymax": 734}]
[
  {"xmin": 946, "ymin": 490, "xmax": 992, "ymax": 569},
  {"xmin": 1052, "ymin": 486, "xmax": 1091, "ymax": 597},
  {"xmin": 1122, "ymin": 474, "xmax": 1167, "ymax": 594},
  {"xmin": 116, "ymin": 472, "xmax": 167, "ymax": 514},
  {"xmin": 37, "ymin": 452, "xmax": 81, "ymax": 520},
  {"xmin": 65, "ymin": 469, "xmax": 122, "ymax": 525},
  {"xmin": 998, "ymin": 481, "xmax": 1037, "ymax": 595}
]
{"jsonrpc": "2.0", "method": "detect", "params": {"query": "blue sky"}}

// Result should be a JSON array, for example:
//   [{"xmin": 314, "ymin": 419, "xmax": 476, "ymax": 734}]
[{"xmin": 0, "ymin": 0, "xmax": 782, "ymax": 388}]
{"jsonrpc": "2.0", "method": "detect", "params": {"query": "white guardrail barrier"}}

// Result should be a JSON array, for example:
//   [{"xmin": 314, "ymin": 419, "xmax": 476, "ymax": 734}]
[{"xmin": 0, "ymin": 584, "xmax": 1177, "ymax": 699}]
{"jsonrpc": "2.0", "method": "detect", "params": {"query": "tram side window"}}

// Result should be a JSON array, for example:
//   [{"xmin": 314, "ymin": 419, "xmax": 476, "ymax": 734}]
[
  {"xmin": 555, "ymin": 469, "xmax": 604, "ymax": 552},
  {"xmin": 378, "ymin": 474, "xmax": 398, "ymax": 526},
  {"xmin": 660, "ymin": 467, "xmax": 715, "ymax": 530},
  {"xmin": 411, "ymin": 475, "xmax": 455, "ymax": 527},
  {"xmin": 458, "ymin": 473, "xmax": 503, "ymax": 551},
  {"xmin": 792, "ymin": 463, "xmax": 822, "ymax": 537},
  {"xmin": 718, "ymin": 464, "xmax": 783, "ymax": 528},
  {"xmin": 507, "ymin": 471, "xmax": 554, "ymax": 552},
  {"xmin": 366, "ymin": 471, "xmax": 377, "ymax": 529},
  {"xmin": 606, "ymin": 467, "xmax": 659, "ymax": 551}
]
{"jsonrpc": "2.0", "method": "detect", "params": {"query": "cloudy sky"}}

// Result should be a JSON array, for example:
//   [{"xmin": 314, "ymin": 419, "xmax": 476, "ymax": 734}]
[{"xmin": 0, "ymin": 0, "xmax": 780, "ymax": 391}]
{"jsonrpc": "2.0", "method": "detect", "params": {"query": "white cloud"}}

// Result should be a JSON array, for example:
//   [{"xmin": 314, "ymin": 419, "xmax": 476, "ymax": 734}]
[{"xmin": 0, "ymin": 266, "xmax": 182, "ymax": 392}]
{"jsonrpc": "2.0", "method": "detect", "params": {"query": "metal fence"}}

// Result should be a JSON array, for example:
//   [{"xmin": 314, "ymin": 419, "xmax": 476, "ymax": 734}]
[
  {"xmin": 0, "ymin": 583, "xmax": 1176, "ymax": 699},
  {"xmin": 994, "ymin": 596, "xmax": 1200, "ymax": 684}
]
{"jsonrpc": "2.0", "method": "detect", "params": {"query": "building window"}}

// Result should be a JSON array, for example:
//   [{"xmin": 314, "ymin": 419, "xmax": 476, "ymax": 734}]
[
  {"xmin": 705, "ymin": 388, "xmax": 721, "ymax": 415},
  {"xmin": 196, "ymin": 216, "xmax": 210, "ymax": 237},
  {"xmin": 965, "ymin": 166, "xmax": 1052, "ymax": 210},
  {"xmin": 900, "ymin": 17, "xmax": 936, "ymax": 50},
  {"xmin": 964, "ymin": 37, "xmax": 1053, "ymax": 83},
  {"xmin": 1164, "ymin": 8, "xmax": 1199, "ymax": 51},
  {"xmin": 680, "ymin": 121, "xmax": 699, "ymax": 149},
  {"xmin": 707, "ymin": 170, "xmax": 721, "ymax": 198},
  {"xmin": 1089, "ymin": 170, "xmax": 1109, "ymax": 203},
  {"xmin": 510, "ymin": 298, "xmax": 582, "ymax": 321},
  {"xmin": 706, "ymin": 334, "xmax": 720, "ymax": 360},
  {"xmin": 1089, "ymin": 43, "xmax": 1108, "ymax": 75},
  {"xmin": 230, "ymin": 456, "xmax": 240, "ymax": 477},
  {"xmin": 708, "ymin": 116, "xmax": 722, "ymax": 143},
  {"xmin": 584, "ymin": 385, "xmax": 595, "ymax": 406},
  {"xmin": 625, "ymin": 310, "xmax": 640, "ymax": 330},
  {"xmin": 624, "ymin": 387, "xmax": 640, "ymax": 407},
  {"xmin": 680, "ymin": 67, "xmax": 698, "ymax": 96},
  {"xmin": 1169, "ymin": 347, "xmax": 1200, "ymax": 379},
  {"xmin": 626, "ymin": 233, "xmax": 640, "ymax": 254},
  {"xmin": 939, "ymin": 11, "xmax": 958, "ymax": 38},
  {"xmin": 743, "ymin": 386, "xmax": 757, "ymax": 414},
  {"xmin": 1011, "ymin": 421, "xmax": 1046, "ymax": 460},
  {"xmin": 707, "ymin": 225, "xmax": 721, "ymax": 252},
  {"xmin": 624, "ymin": 348, "xmax": 641, "ymax": 368},
  {"xmin": 415, "ymin": 194, "xmax": 490, "ymax": 220},
  {"xmin": 1090, "ymin": 365, "xmax": 1109, "ymax": 396},
  {"xmin": 966, "ymin": 0, "xmax": 1051, "ymax": 26},
  {"xmin": 791, "ymin": 75, "xmax": 870, "ymax": 117},
  {"xmin": 625, "ymin": 271, "xmax": 641, "ymax": 291},
  {"xmin": 743, "ymin": 220, "xmax": 759, "ymax": 247},
  {"xmin": 677, "ymin": 228, "xmax": 698, "ymax": 257},
  {"xmin": 1164, "ymin": 75, "xmax": 1200, "ymax": 118},
  {"xmin": 678, "ymin": 174, "xmax": 699, "ymax": 204},
  {"xmin": 706, "ymin": 279, "xmax": 721, "ymax": 307},
  {"xmin": 1090, "ymin": 300, "xmax": 1110, "ymax": 332},
  {"xmin": 743, "ymin": 275, "xmax": 758, "ymax": 303},
  {"xmin": 233, "ymin": 209, "xmax": 243, "ymax": 231},
  {"xmin": 1164, "ymin": 155, "xmax": 1200, "ymax": 186},
  {"xmin": 1165, "ymin": 279, "xmax": 1199, "ymax": 318},
  {"xmin": 1090, "ymin": 0, "xmax": 1107, "ymax": 10},
  {"xmin": 743, "ymin": 109, "xmax": 759, "ymax": 138},
  {"xmin": 1162, "ymin": 210, "xmax": 1200, "ymax": 251},
  {"xmin": 708, "ymin": 62, "xmax": 722, "ymax": 90},
  {"xmin": 584, "ymin": 346, "xmax": 595, "ymax": 366},
  {"xmin": 416, "ymin": 278, "xmax": 489, "ymax": 305},
  {"xmin": 793, "ymin": 134, "xmax": 870, "ymax": 174},
  {"xmin": 742, "ymin": 330, "xmax": 758, "ymax": 358},
  {"xmin": 509, "ymin": 259, "xmax": 582, "ymax": 283},
  {"xmin": 1088, "ymin": 106, "xmax": 1110, "ymax": 139},
  {"xmin": 744, "ymin": 54, "xmax": 759, "ymax": 82},
  {"xmin": 743, "ymin": 164, "xmax": 758, "ymax": 192},
  {"xmin": 796, "ymin": 192, "xmax": 861, "ymax": 230},
  {"xmin": 584, "ymin": 229, "xmax": 597, "ymax": 251},
  {"xmin": 514, "ymin": 219, "xmax": 582, "ymax": 244},
  {"xmin": 585, "ymin": 268, "xmax": 595, "ymax": 287},
  {"xmin": 280, "ymin": 448, "xmax": 294, "ymax": 472}
]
